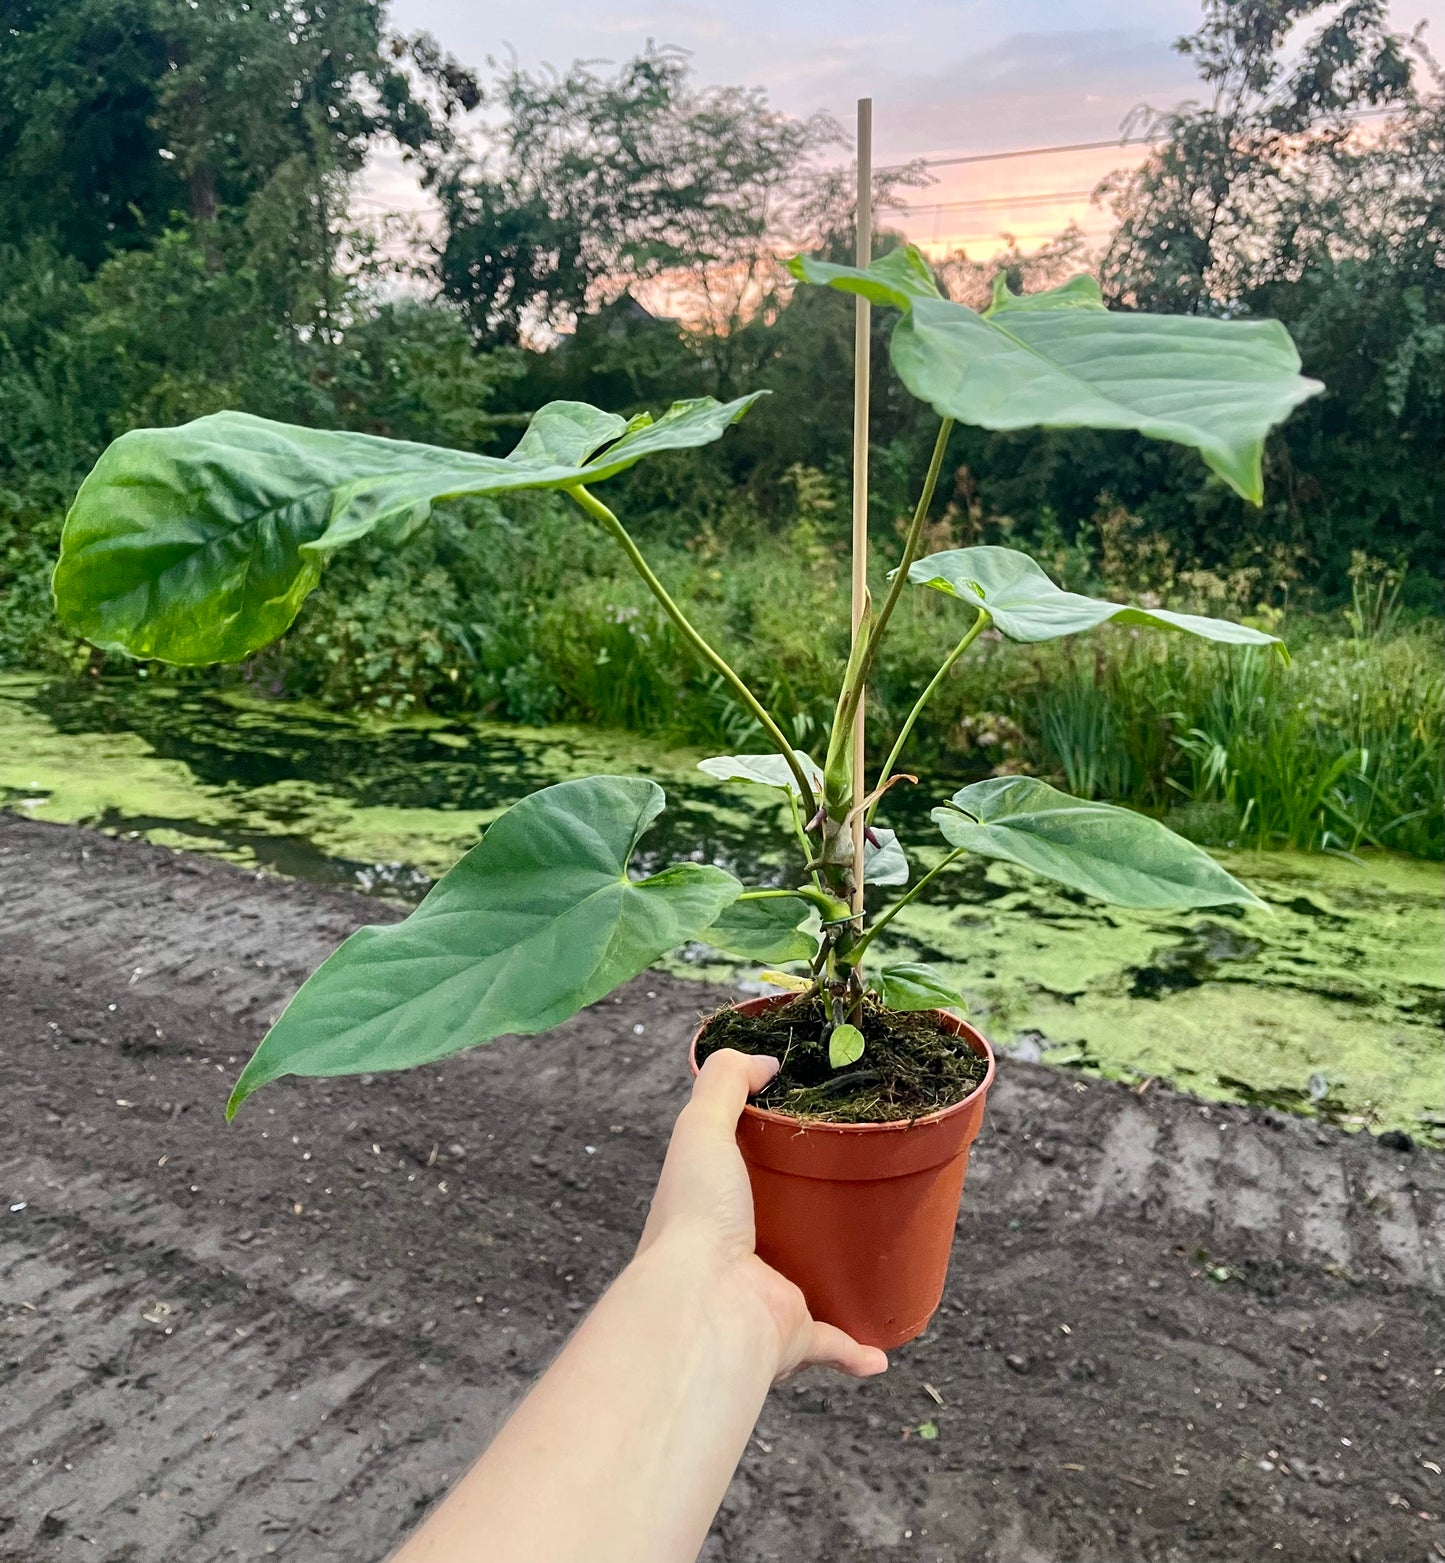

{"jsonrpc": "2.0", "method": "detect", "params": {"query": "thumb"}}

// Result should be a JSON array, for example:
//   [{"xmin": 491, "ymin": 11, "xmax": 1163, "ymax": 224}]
[
  {"xmin": 686, "ymin": 1048, "xmax": 779, "ymax": 1139},
  {"xmin": 800, "ymin": 1321, "xmax": 889, "ymax": 1379}
]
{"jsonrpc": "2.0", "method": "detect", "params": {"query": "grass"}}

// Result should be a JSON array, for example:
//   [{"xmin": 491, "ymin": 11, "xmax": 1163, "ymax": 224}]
[{"xmin": 476, "ymin": 532, "xmax": 1441, "ymax": 860}]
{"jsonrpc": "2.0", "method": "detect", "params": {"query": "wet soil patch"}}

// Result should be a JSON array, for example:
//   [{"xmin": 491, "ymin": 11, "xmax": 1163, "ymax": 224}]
[{"xmin": 697, "ymin": 992, "xmax": 991, "ymax": 1122}]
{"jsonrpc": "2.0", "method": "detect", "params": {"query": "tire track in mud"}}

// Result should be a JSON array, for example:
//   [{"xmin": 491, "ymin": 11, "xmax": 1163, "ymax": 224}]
[{"xmin": 3, "ymin": 816, "xmax": 1443, "ymax": 1562}]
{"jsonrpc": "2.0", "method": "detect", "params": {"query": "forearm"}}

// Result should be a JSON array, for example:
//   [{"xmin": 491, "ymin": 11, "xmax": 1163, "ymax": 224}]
[
  {"xmin": 390, "ymin": 1236, "xmax": 777, "ymax": 1563},
  {"xmin": 388, "ymin": 1050, "xmax": 881, "ymax": 1562}
]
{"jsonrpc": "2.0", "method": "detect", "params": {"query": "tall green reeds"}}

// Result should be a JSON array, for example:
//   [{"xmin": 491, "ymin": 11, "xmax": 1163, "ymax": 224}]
[{"xmin": 1028, "ymin": 632, "xmax": 1443, "ymax": 858}]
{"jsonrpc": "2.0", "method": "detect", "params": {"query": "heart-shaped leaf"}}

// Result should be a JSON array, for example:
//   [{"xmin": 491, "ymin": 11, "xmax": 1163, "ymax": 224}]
[
  {"xmin": 790, "ymin": 246, "xmax": 1321, "ymax": 503},
  {"xmin": 865, "ymin": 827, "xmax": 909, "ymax": 887},
  {"xmin": 700, "ymin": 893, "xmax": 819, "ymax": 964},
  {"xmin": 868, "ymin": 962, "xmax": 968, "ymax": 1013},
  {"xmin": 829, "ymin": 1023, "xmax": 866, "ymax": 1070},
  {"xmin": 226, "ymin": 776, "xmax": 741, "ymax": 1116},
  {"xmin": 908, "ymin": 545, "xmax": 1286, "ymax": 657},
  {"xmin": 933, "ymin": 776, "xmax": 1265, "ymax": 910},
  {"xmin": 56, "ymin": 394, "xmax": 764, "ymax": 664},
  {"xmin": 697, "ymin": 751, "xmax": 824, "ymax": 797}
]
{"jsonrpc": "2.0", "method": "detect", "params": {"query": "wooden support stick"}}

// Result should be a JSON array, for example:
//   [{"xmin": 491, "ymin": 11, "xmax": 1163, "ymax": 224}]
[{"xmin": 850, "ymin": 98, "xmax": 872, "ymax": 920}]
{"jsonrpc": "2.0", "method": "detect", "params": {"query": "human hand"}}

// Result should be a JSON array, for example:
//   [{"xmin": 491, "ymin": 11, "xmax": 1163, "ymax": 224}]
[{"xmin": 635, "ymin": 1047, "xmax": 888, "ymax": 1383}]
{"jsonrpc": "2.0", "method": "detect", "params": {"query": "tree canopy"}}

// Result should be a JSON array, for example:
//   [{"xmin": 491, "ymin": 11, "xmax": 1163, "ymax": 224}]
[
  {"xmin": 0, "ymin": 0, "xmax": 1439, "ymax": 690},
  {"xmin": 0, "ymin": 0, "xmax": 475, "ymax": 271},
  {"xmin": 431, "ymin": 43, "xmax": 841, "ymax": 347},
  {"xmin": 1093, "ymin": 0, "xmax": 1441, "ymax": 587}
]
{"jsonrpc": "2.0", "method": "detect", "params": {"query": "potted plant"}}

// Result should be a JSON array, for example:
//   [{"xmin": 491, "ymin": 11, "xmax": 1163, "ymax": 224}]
[{"xmin": 51, "ymin": 243, "xmax": 1319, "ymax": 1348}]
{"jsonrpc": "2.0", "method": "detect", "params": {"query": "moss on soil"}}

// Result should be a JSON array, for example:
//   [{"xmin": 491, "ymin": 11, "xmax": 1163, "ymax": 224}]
[{"xmin": 695, "ymin": 991, "xmax": 988, "ymax": 1122}]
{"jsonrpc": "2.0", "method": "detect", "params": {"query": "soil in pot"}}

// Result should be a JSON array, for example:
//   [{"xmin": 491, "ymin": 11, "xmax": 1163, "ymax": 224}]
[{"xmin": 694, "ymin": 991, "xmax": 988, "ymax": 1123}]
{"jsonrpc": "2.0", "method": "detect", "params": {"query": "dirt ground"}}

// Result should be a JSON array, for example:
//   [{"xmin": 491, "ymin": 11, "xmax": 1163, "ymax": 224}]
[{"xmin": 2, "ymin": 815, "xmax": 1442, "ymax": 1563}]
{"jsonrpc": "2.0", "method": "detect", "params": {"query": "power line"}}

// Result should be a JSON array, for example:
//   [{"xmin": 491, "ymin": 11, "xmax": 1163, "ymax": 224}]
[
  {"xmin": 885, "ymin": 102, "xmax": 1409, "ymax": 246},
  {"xmin": 882, "ymin": 104, "xmax": 1402, "ymax": 175},
  {"xmin": 910, "ymin": 135, "xmax": 1152, "ymax": 171},
  {"xmin": 876, "ymin": 133, "xmax": 1150, "ymax": 175},
  {"xmin": 885, "ymin": 188, "xmax": 1097, "ymax": 214},
  {"xmin": 921, "ymin": 225, "xmax": 1115, "ymax": 249}
]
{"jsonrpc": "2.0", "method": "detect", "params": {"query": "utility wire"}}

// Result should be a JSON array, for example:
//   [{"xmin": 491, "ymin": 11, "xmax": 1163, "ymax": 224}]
[
  {"xmin": 880, "ymin": 104, "xmax": 1402, "ymax": 175},
  {"xmin": 883, "ymin": 188, "xmax": 1096, "ymax": 213},
  {"xmin": 921, "ymin": 227, "xmax": 1115, "ymax": 249},
  {"xmin": 898, "ymin": 134, "xmax": 1153, "ymax": 172},
  {"xmin": 882, "ymin": 104, "xmax": 1407, "ymax": 246}
]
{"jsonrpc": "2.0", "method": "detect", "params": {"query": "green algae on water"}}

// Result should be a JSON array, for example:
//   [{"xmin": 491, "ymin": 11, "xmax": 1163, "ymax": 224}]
[
  {"xmin": 872, "ymin": 848, "xmax": 1443, "ymax": 1147},
  {"xmin": 2, "ymin": 672, "xmax": 1439, "ymax": 1143},
  {"xmin": 0, "ymin": 673, "xmax": 790, "ymax": 889}
]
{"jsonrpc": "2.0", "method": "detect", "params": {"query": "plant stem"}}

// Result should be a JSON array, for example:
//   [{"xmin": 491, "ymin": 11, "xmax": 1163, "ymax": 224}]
[
  {"xmin": 567, "ymin": 484, "xmax": 816, "ymax": 812},
  {"xmin": 825, "ymin": 418, "xmax": 955, "ymax": 785},
  {"xmin": 863, "ymin": 417, "xmax": 955, "ymax": 675},
  {"xmin": 868, "ymin": 609, "xmax": 992, "ymax": 824},
  {"xmin": 736, "ymin": 886, "xmax": 848, "ymax": 918},
  {"xmin": 787, "ymin": 793, "xmax": 829, "ymax": 893},
  {"xmin": 842, "ymin": 848, "xmax": 966, "ymax": 964}
]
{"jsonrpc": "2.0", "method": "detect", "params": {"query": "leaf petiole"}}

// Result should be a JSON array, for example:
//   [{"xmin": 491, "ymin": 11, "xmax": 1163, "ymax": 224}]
[
  {"xmin": 738, "ymin": 885, "xmax": 849, "ymax": 920},
  {"xmin": 868, "ymin": 612, "xmax": 992, "ymax": 823},
  {"xmin": 566, "ymin": 483, "xmax": 816, "ymax": 813},
  {"xmin": 841, "ymin": 848, "xmax": 967, "ymax": 965},
  {"xmin": 823, "ymin": 417, "xmax": 954, "ymax": 813}
]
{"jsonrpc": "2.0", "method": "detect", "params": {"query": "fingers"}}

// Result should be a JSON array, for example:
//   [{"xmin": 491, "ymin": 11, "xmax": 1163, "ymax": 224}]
[
  {"xmin": 802, "ymin": 1321, "xmax": 889, "ymax": 1380},
  {"xmin": 685, "ymin": 1048, "xmax": 779, "ymax": 1138},
  {"xmin": 683, "ymin": 1057, "xmax": 886, "ymax": 1384}
]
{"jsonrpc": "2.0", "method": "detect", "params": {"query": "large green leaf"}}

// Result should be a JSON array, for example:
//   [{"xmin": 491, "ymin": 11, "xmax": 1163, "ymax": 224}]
[
  {"xmin": 700, "ymin": 894, "xmax": 819, "ymax": 964},
  {"xmin": 908, "ymin": 545, "xmax": 1286, "ymax": 656},
  {"xmin": 933, "ymin": 776, "xmax": 1265, "ymax": 911},
  {"xmin": 697, "ymin": 750, "xmax": 824, "ymax": 797},
  {"xmin": 226, "ymin": 776, "xmax": 740, "ymax": 1116},
  {"xmin": 868, "ymin": 962, "xmax": 968, "ymax": 1013},
  {"xmin": 55, "ymin": 394, "xmax": 764, "ymax": 664},
  {"xmin": 789, "ymin": 246, "xmax": 1321, "ymax": 503}
]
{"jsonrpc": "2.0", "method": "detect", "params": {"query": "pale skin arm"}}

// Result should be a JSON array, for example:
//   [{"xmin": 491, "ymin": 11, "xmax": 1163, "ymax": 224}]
[{"xmin": 388, "ymin": 1049, "xmax": 887, "ymax": 1563}]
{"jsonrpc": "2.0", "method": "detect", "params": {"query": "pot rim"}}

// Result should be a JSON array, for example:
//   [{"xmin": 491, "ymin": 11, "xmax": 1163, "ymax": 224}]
[{"xmin": 688, "ymin": 993, "xmax": 996, "ymax": 1136}]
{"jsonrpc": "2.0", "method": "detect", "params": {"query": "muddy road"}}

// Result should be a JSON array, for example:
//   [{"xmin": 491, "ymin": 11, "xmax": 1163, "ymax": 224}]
[{"xmin": 2, "ymin": 816, "xmax": 1442, "ymax": 1562}]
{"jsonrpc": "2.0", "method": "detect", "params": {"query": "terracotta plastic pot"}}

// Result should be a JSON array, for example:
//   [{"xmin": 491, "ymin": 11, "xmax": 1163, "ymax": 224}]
[{"xmin": 689, "ymin": 994, "xmax": 995, "ymax": 1351}]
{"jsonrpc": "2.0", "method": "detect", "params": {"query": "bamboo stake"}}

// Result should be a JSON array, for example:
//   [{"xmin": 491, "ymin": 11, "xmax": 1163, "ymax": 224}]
[{"xmin": 849, "ymin": 98, "xmax": 872, "ymax": 921}]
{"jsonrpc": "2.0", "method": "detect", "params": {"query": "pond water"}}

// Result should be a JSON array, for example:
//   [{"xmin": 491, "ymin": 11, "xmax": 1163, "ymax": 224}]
[{"xmin": 2, "ymin": 672, "xmax": 1440, "ymax": 1144}]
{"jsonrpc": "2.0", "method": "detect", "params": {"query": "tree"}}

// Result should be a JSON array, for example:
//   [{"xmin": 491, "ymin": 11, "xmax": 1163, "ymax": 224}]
[
  {"xmin": 432, "ymin": 45, "xmax": 840, "ymax": 350},
  {"xmin": 0, "ymin": 1, "xmax": 491, "ymax": 668},
  {"xmin": 1091, "ymin": 2, "xmax": 1440, "ymax": 593},
  {"xmin": 1099, "ymin": 0, "xmax": 1418, "ymax": 313},
  {"xmin": 0, "ymin": 0, "xmax": 473, "ymax": 271}
]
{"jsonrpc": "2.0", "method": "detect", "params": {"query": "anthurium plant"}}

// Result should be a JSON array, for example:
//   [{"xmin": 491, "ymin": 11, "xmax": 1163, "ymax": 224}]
[{"xmin": 52, "ymin": 244, "xmax": 1321, "ymax": 1119}]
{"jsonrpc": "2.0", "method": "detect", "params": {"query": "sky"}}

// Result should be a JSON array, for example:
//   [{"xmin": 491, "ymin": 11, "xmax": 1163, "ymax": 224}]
[{"xmin": 369, "ymin": 0, "xmax": 1440, "ymax": 259}]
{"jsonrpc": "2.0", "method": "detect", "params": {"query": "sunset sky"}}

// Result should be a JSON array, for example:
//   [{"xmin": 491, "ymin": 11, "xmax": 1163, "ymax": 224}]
[{"xmin": 375, "ymin": 0, "xmax": 1440, "ymax": 261}]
